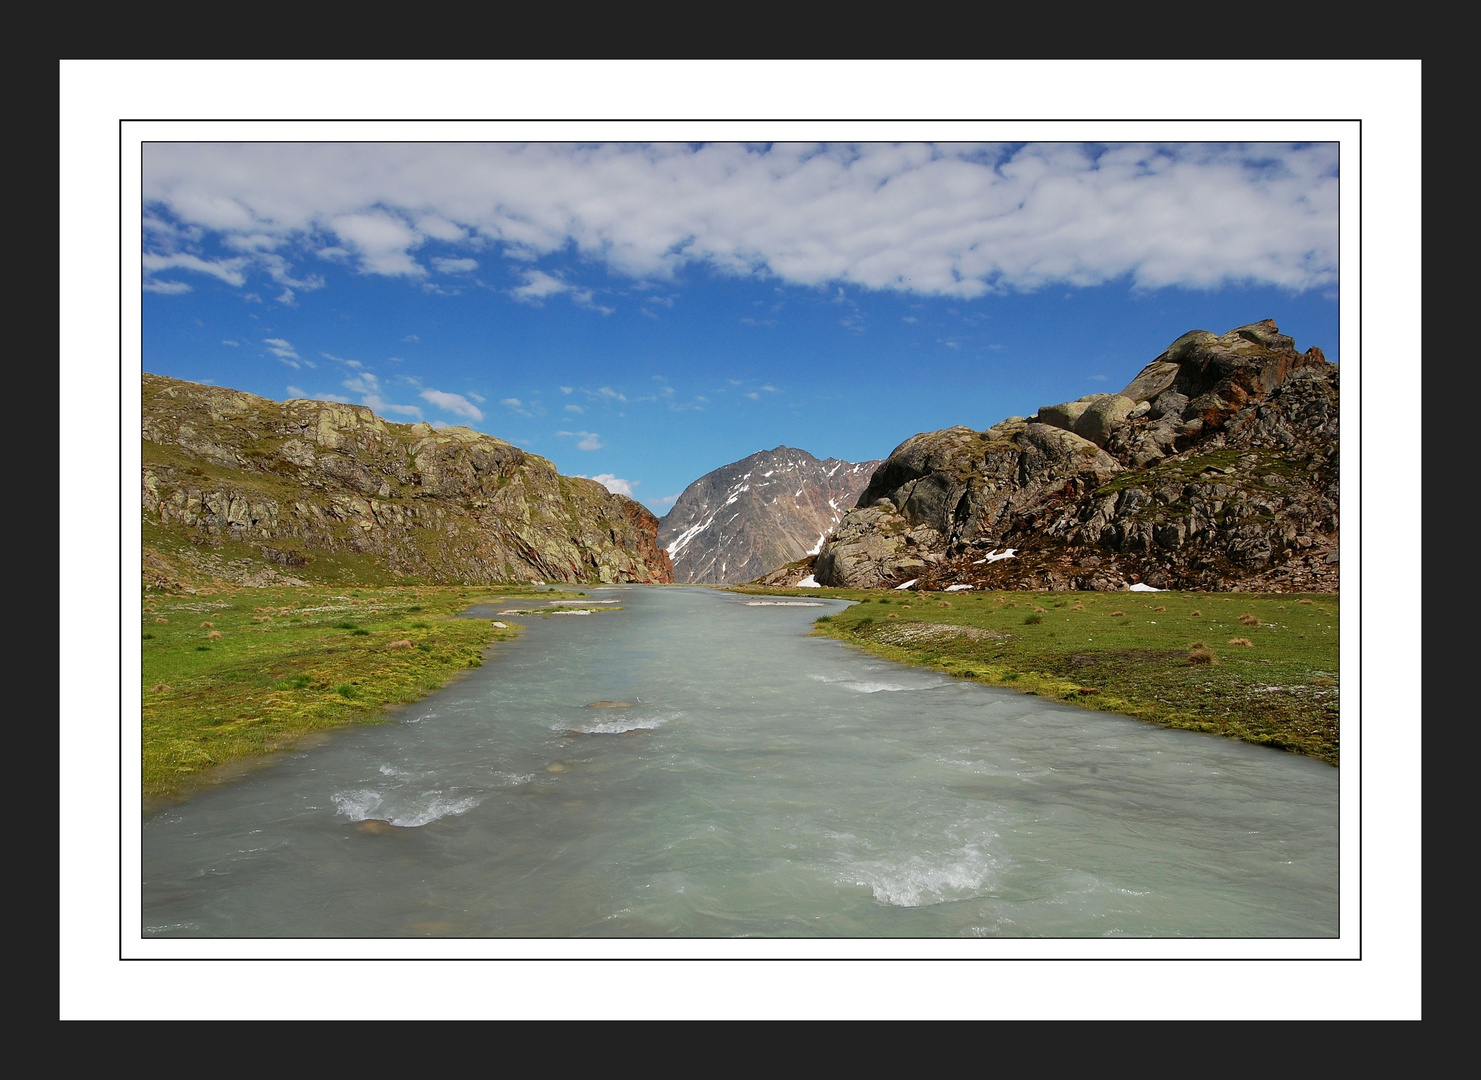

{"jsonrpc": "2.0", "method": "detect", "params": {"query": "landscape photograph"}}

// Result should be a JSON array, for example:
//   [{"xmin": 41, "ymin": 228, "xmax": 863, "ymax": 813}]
[
  {"xmin": 61, "ymin": 61, "xmax": 1420, "ymax": 1019},
  {"xmin": 132, "ymin": 137, "xmax": 1346, "ymax": 937}
]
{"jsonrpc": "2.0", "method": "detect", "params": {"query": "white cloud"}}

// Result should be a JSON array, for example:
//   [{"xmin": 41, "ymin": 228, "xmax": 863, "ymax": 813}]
[
  {"xmin": 402, "ymin": 334, "xmax": 419, "ymax": 343},
  {"xmin": 328, "ymin": 210, "xmax": 426, "ymax": 276},
  {"xmin": 361, "ymin": 394, "xmax": 423, "ymax": 419},
  {"xmin": 143, "ymin": 142, "xmax": 1338, "ymax": 298},
  {"xmin": 222, "ymin": 339, "xmax": 239, "ymax": 346},
  {"xmin": 343, "ymin": 372, "xmax": 380, "ymax": 395},
  {"xmin": 556, "ymin": 430, "xmax": 603, "ymax": 450},
  {"xmin": 142, "ymin": 251, "xmax": 248, "ymax": 286},
  {"xmin": 421, "ymin": 388, "xmax": 484, "ymax": 421},
  {"xmin": 510, "ymin": 269, "xmax": 568, "ymax": 303},
  {"xmin": 417, "ymin": 215, "xmax": 465, "ymax": 241},
  {"xmin": 578, "ymin": 473, "xmax": 636, "ymax": 496},
  {"xmin": 264, "ymin": 337, "xmax": 300, "ymax": 365},
  {"xmin": 565, "ymin": 404, "xmax": 583, "ymax": 413},
  {"xmin": 500, "ymin": 396, "xmax": 542, "ymax": 418},
  {"xmin": 432, "ymin": 256, "xmax": 479, "ymax": 274},
  {"xmin": 275, "ymin": 288, "xmax": 296, "ymax": 305},
  {"xmin": 142, "ymin": 279, "xmax": 192, "ymax": 294}
]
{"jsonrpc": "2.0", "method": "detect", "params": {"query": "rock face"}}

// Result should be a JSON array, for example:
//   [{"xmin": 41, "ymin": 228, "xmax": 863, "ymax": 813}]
[
  {"xmin": 657, "ymin": 446, "xmax": 881, "ymax": 584},
  {"xmin": 141, "ymin": 374, "xmax": 673, "ymax": 588},
  {"xmin": 813, "ymin": 320, "xmax": 1338, "ymax": 592}
]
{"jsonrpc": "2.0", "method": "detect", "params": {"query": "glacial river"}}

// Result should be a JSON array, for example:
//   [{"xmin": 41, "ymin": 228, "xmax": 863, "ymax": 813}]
[{"xmin": 141, "ymin": 586, "xmax": 1338, "ymax": 938}]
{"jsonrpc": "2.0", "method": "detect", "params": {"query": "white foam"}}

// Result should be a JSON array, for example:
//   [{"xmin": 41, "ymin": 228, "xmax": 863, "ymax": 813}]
[
  {"xmin": 558, "ymin": 709, "xmax": 680, "ymax": 735},
  {"xmin": 332, "ymin": 789, "xmax": 384, "ymax": 819},
  {"xmin": 745, "ymin": 600, "xmax": 825, "ymax": 606},
  {"xmin": 807, "ymin": 673, "xmax": 907, "ymax": 693},
  {"xmin": 332, "ymin": 788, "xmax": 482, "ymax": 827},
  {"xmin": 845, "ymin": 845, "xmax": 998, "ymax": 907}
]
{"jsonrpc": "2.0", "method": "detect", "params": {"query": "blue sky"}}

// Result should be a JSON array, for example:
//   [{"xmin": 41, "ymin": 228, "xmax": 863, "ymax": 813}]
[{"xmin": 141, "ymin": 142, "xmax": 1340, "ymax": 515}]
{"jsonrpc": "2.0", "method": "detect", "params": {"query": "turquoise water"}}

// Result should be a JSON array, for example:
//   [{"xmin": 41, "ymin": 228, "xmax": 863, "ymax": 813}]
[{"xmin": 141, "ymin": 586, "xmax": 1338, "ymax": 937}]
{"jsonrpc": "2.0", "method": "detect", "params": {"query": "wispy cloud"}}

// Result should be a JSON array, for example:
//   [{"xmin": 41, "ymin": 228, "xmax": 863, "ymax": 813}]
[
  {"xmin": 143, "ymin": 251, "xmax": 248, "ymax": 286},
  {"xmin": 142, "ymin": 279, "xmax": 192, "ymax": 294},
  {"xmin": 510, "ymin": 269, "xmax": 568, "ymax": 304},
  {"xmin": 577, "ymin": 473, "xmax": 636, "ymax": 496},
  {"xmin": 420, "ymin": 388, "xmax": 484, "ymax": 421},
  {"xmin": 264, "ymin": 337, "xmax": 300, "ymax": 366},
  {"xmin": 432, "ymin": 257, "xmax": 479, "ymax": 274},
  {"xmin": 362, "ymin": 394, "xmax": 423, "ymax": 418},
  {"xmin": 500, "ymin": 397, "xmax": 542, "ymax": 418},
  {"xmin": 556, "ymin": 430, "xmax": 603, "ymax": 451}
]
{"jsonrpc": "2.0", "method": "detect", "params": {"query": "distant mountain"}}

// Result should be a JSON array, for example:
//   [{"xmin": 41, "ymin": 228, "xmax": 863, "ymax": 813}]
[
  {"xmin": 810, "ymin": 319, "xmax": 1338, "ymax": 592},
  {"xmin": 141, "ymin": 374, "xmax": 673, "ymax": 590},
  {"xmin": 657, "ymin": 447, "xmax": 881, "ymax": 584}
]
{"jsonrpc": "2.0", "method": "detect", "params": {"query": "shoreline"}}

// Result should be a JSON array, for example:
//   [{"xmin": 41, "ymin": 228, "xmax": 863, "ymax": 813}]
[{"xmin": 726, "ymin": 583, "xmax": 1340, "ymax": 765}]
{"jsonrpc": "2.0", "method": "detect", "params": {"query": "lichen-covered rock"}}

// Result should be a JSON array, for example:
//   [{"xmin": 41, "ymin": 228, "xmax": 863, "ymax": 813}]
[
  {"xmin": 814, "ymin": 320, "xmax": 1338, "ymax": 593},
  {"xmin": 141, "ymin": 374, "xmax": 673, "ymax": 588}
]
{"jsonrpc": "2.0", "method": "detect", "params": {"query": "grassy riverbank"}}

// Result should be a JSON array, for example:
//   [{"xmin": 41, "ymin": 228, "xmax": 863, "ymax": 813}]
[
  {"xmin": 141, "ymin": 584, "xmax": 552, "ymax": 801},
  {"xmin": 730, "ymin": 585, "xmax": 1340, "ymax": 765}
]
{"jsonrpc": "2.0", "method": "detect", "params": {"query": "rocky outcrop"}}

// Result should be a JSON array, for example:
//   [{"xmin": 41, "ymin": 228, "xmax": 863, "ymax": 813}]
[
  {"xmin": 141, "ymin": 374, "xmax": 673, "ymax": 588},
  {"xmin": 813, "ymin": 320, "xmax": 1338, "ymax": 592},
  {"xmin": 658, "ymin": 446, "xmax": 880, "ymax": 584}
]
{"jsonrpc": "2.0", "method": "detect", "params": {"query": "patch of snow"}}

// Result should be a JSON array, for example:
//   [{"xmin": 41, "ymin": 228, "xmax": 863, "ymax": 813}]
[
  {"xmin": 796, "ymin": 575, "xmax": 820, "ymax": 588},
  {"xmin": 1129, "ymin": 582, "xmax": 1162, "ymax": 592},
  {"xmin": 806, "ymin": 532, "xmax": 827, "ymax": 556},
  {"xmin": 894, "ymin": 579, "xmax": 918, "ymax": 590},
  {"xmin": 972, "ymin": 548, "xmax": 1017, "ymax": 564},
  {"xmin": 944, "ymin": 584, "xmax": 974, "ymax": 592},
  {"xmin": 665, "ymin": 515, "xmax": 715, "ymax": 559}
]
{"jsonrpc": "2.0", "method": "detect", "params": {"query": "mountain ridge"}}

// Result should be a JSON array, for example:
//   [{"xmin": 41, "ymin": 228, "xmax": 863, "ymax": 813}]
[
  {"xmin": 657, "ymin": 445, "xmax": 881, "ymax": 584},
  {"xmin": 141, "ymin": 373, "xmax": 673, "ymax": 590}
]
